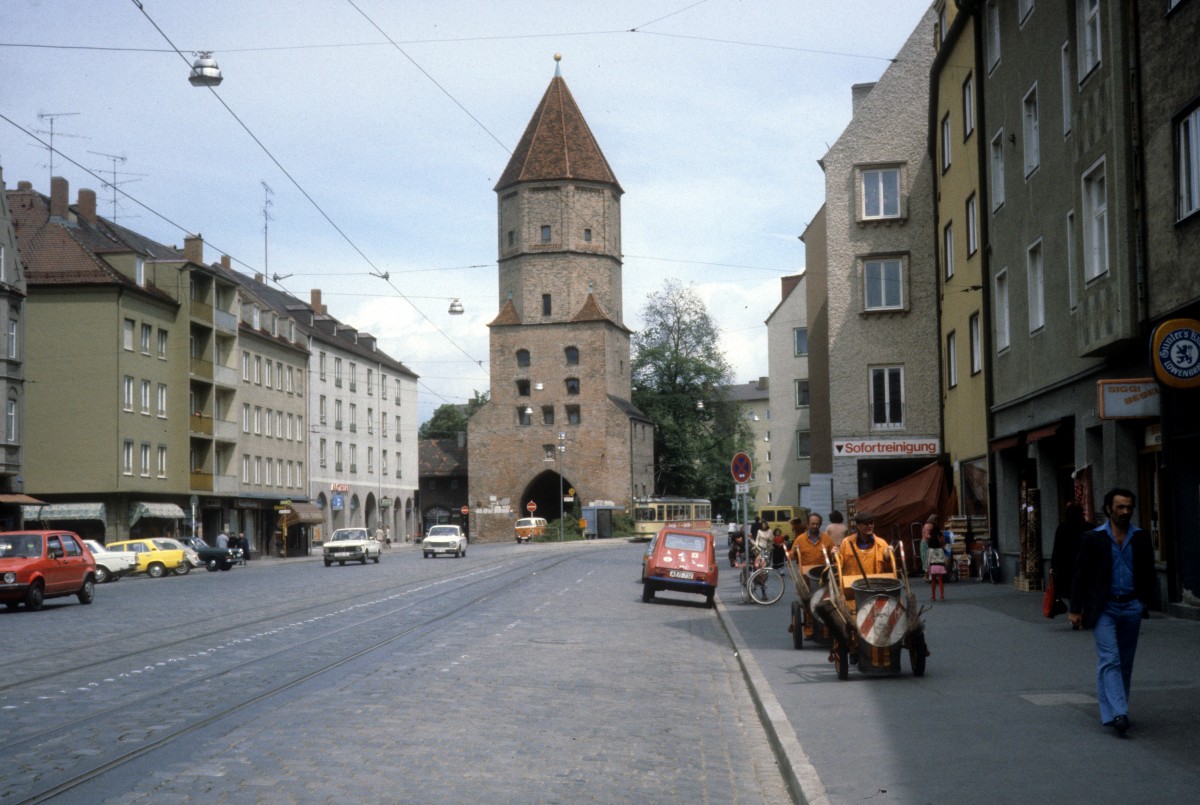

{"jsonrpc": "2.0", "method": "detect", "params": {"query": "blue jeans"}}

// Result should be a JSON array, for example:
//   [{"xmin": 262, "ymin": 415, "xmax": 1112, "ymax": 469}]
[{"xmin": 1093, "ymin": 600, "xmax": 1143, "ymax": 724}]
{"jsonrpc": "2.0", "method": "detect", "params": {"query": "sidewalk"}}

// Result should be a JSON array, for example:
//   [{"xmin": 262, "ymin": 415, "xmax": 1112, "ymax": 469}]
[{"xmin": 716, "ymin": 568, "xmax": 1200, "ymax": 804}]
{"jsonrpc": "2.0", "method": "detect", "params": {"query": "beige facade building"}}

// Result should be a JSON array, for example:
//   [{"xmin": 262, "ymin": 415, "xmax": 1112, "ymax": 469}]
[
  {"xmin": 0, "ymin": 165, "xmax": 27, "ymax": 528},
  {"xmin": 723, "ymin": 378, "xmax": 771, "ymax": 511},
  {"xmin": 764, "ymin": 274, "xmax": 812, "ymax": 509},
  {"xmin": 468, "ymin": 64, "xmax": 654, "ymax": 541}
]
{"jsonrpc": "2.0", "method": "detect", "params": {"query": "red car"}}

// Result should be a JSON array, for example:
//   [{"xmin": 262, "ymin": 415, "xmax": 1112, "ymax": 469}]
[
  {"xmin": 641, "ymin": 527, "xmax": 718, "ymax": 608},
  {"xmin": 0, "ymin": 531, "xmax": 97, "ymax": 611}
]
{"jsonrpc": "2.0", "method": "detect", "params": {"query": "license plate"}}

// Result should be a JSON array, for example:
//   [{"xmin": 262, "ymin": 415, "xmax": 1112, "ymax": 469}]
[{"xmin": 669, "ymin": 570, "xmax": 694, "ymax": 579}]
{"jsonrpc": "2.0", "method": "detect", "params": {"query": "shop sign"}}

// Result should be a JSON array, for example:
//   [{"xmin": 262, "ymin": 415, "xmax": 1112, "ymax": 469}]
[
  {"xmin": 1098, "ymin": 379, "xmax": 1161, "ymax": 419},
  {"xmin": 1145, "ymin": 423, "xmax": 1162, "ymax": 448},
  {"xmin": 833, "ymin": 438, "xmax": 940, "ymax": 457},
  {"xmin": 331, "ymin": 494, "xmax": 344, "ymax": 511},
  {"xmin": 330, "ymin": 483, "xmax": 351, "ymax": 493},
  {"xmin": 1151, "ymin": 318, "xmax": 1200, "ymax": 389}
]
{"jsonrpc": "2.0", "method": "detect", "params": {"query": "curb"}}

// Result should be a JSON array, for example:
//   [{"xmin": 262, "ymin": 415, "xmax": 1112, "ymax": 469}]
[{"xmin": 715, "ymin": 594, "xmax": 830, "ymax": 805}]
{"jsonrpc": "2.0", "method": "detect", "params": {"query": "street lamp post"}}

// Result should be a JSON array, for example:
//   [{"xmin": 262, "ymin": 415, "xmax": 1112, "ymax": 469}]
[{"xmin": 557, "ymin": 431, "xmax": 566, "ymax": 541}]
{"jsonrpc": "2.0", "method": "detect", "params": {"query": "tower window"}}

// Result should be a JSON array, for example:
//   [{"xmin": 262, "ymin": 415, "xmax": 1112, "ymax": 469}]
[
  {"xmin": 566, "ymin": 405, "xmax": 581, "ymax": 425},
  {"xmin": 540, "ymin": 225, "xmax": 551, "ymax": 242},
  {"xmin": 507, "ymin": 230, "xmax": 515, "ymax": 246},
  {"xmin": 517, "ymin": 380, "xmax": 531, "ymax": 397},
  {"xmin": 517, "ymin": 349, "xmax": 531, "ymax": 368},
  {"xmin": 565, "ymin": 378, "xmax": 580, "ymax": 395},
  {"xmin": 565, "ymin": 346, "xmax": 579, "ymax": 365},
  {"xmin": 542, "ymin": 294, "xmax": 552, "ymax": 316},
  {"xmin": 542, "ymin": 406, "xmax": 555, "ymax": 425},
  {"xmin": 583, "ymin": 228, "xmax": 592, "ymax": 242},
  {"xmin": 517, "ymin": 407, "xmax": 532, "ymax": 426}
]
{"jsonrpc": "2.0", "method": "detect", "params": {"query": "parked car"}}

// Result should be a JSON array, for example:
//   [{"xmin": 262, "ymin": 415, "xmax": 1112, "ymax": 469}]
[
  {"xmin": 83, "ymin": 539, "xmax": 136, "ymax": 583},
  {"xmin": 514, "ymin": 517, "xmax": 547, "ymax": 543},
  {"xmin": 323, "ymin": 528, "xmax": 382, "ymax": 566},
  {"xmin": 1, "ymin": 530, "xmax": 96, "ymax": 611},
  {"xmin": 105, "ymin": 538, "xmax": 188, "ymax": 578},
  {"xmin": 180, "ymin": 536, "xmax": 240, "ymax": 572},
  {"xmin": 641, "ymin": 527, "xmax": 718, "ymax": 608},
  {"xmin": 422, "ymin": 525, "xmax": 467, "ymax": 558},
  {"xmin": 154, "ymin": 538, "xmax": 200, "ymax": 575}
]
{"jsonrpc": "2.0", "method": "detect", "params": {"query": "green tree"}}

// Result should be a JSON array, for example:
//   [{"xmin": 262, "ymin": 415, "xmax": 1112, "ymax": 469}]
[
  {"xmin": 631, "ymin": 280, "xmax": 752, "ymax": 509},
  {"xmin": 418, "ymin": 391, "xmax": 489, "ymax": 439}
]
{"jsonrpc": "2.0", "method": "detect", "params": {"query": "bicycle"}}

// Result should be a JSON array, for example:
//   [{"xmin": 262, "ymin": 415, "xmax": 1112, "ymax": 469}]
[
  {"xmin": 979, "ymin": 538, "xmax": 1001, "ymax": 584},
  {"xmin": 739, "ymin": 558, "xmax": 785, "ymax": 605}
]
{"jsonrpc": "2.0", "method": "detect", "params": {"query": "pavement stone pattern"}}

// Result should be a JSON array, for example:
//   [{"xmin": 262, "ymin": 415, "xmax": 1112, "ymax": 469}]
[{"xmin": 4, "ymin": 541, "xmax": 792, "ymax": 804}]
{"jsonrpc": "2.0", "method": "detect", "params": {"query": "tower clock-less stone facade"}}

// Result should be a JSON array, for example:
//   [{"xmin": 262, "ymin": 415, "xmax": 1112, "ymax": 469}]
[{"xmin": 468, "ymin": 63, "xmax": 654, "ymax": 541}]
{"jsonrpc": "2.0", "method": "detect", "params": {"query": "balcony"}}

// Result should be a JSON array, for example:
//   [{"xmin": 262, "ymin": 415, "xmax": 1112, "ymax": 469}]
[
  {"xmin": 214, "ymin": 307, "xmax": 238, "ymax": 335},
  {"xmin": 213, "ymin": 363, "xmax": 238, "ymax": 387},
  {"xmin": 190, "ymin": 471, "xmax": 213, "ymax": 491},
  {"xmin": 189, "ymin": 357, "xmax": 213, "ymax": 382},
  {"xmin": 189, "ymin": 413, "xmax": 213, "ymax": 436},
  {"xmin": 189, "ymin": 298, "xmax": 213, "ymax": 324},
  {"xmin": 213, "ymin": 418, "xmax": 238, "ymax": 442}
]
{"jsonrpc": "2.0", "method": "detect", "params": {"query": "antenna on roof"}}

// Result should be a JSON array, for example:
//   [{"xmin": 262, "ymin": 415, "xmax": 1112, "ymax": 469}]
[
  {"xmin": 261, "ymin": 180, "xmax": 274, "ymax": 273},
  {"xmin": 87, "ymin": 151, "xmax": 146, "ymax": 222},
  {"xmin": 32, "ymin": 112, "xmax": 85, "ymax": 185}
]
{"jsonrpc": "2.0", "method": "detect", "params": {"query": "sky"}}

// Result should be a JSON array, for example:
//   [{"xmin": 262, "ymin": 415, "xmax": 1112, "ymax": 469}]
[{"xmin": 2, "ymin": 0, "xmax": 934, "ymax": 422}]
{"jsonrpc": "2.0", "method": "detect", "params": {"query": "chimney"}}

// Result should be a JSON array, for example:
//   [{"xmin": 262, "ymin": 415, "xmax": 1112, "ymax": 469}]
[
  {"xmin": 255, "ymin": 273, "xmax": 264, "ymax": 283},
  {"xmin": 17, "ymin": 181, "xmax": 32, "ymax": 191},
  {"xmin": 220, "ymin": 255, "xmax": 231, "ymax": 271},
  {"xmin": 758, "ymin": 376, "xmax": 769, "ymax": 391},
  {"xmin": 183, "ymin": 234, "xmax": 203, "ymax": 264},
  {"xmin": 50, "ymin": 176, "xmax": 69, "ymax": 219},
  {"xmin": 77, "ymin": 188, "xmax": 97, "ymax": 224},
  {"xmin": 311, "ymin": 289, "xmax": 326, "ymax": 315},
  {"xmin": 851, "ymin": 82, "xmax": 876, "ymax": 117}
]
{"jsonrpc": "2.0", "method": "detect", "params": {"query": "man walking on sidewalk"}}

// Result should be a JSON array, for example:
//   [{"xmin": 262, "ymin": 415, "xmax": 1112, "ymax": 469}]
[{"xmin": 1069, "ymin": 488, "xmax": 1155, "ymax": 737}]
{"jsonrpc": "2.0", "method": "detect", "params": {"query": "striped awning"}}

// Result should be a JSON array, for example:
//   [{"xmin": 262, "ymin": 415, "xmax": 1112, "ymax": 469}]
[
  {"xmin": 21, "ymin": 502, "xmax": 107, "ymax": 522},
  {"xmin": 129, "ymin": 502, "xmax": 187, "ymax": 527},
  {"xmin": 282, "ymin": 501, "xmax": 324, "ymax": 527}
]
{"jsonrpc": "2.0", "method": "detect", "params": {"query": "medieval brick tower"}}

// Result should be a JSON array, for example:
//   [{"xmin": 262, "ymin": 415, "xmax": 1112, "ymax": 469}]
[{"xmin": 467, "ymin": 59, "xmax": 654, "ymax": 541}]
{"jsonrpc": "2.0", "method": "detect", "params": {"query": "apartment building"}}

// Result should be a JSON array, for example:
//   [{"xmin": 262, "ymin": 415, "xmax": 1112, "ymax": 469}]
[
  {"xmin": 0, "ymin": 166, "xmax": 27, "ymax": 529},
  {"xmin": 764, "ymin": 274, "xmax": 812, "ymax": 509}
]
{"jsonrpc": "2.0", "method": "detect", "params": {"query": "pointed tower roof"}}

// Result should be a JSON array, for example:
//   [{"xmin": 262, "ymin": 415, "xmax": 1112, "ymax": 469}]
[
  {"xmin": 488, "ymin": 298, "xmax": 522, "ymax": 326},
  {"xmin": 495, "ymin": 58, "xmax": 622, "ymax": 193}
]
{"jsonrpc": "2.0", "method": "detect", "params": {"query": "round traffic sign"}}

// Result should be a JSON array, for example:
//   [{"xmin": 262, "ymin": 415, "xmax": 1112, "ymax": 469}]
[
  {"xmin": 460, "ymin": 506, "xmax": 469, "ymax": 516},
  {"xmin": 731, "ymin": 451, "xmax": 753, "ymax": 483},
  {"xmin": 855, "ymin": 595, "xmax": 908, "ymax": 648},
  {"xmin": 526, "ymin": 500, "xmax": 537, "ymax": 513}
]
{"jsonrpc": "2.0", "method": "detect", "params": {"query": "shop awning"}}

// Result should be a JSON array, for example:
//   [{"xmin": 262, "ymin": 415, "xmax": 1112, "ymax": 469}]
[
  {"xmin": 21, "ymin": 502, "xmax": 107, "ymax": 522},
  {"xmin": 282, "ymin": 501, "xmax": 324, "ymax": 526},
  {"xmin": 129, "ymin": 502, "xmax": 187, "ymax": 527},
  {"xmin": 0, "ymin": 494, "xmax": 45, "ymax": 505}
]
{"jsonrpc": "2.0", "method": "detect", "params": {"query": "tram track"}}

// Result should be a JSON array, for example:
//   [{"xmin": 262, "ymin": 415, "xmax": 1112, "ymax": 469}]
[{"xmin": 5, "ymin": 550, "xmax": 583, "ymax": 805}]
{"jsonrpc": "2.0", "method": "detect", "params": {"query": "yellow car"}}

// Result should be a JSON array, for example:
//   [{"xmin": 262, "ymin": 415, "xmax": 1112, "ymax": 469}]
[{"xmin": 105, "ymin": 538, "xmax": 188, "ymax": 578}]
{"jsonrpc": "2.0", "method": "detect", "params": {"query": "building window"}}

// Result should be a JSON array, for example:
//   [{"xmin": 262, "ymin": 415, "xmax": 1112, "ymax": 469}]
[
  {"xmin": 796, "ymin": 430, "xmax": 811, "ymax": 459},
  {"xmin": 542, "ymin": 406, "xmax": 555, "ymax": 425},
  {"xmin": 1066, "ymin": 210, "xmax": 1078, "ymax": 309},
  {"xmin": 335, "ymin": 400, "xmax": 343, "ymax": 429},
  {"xmin": 6, "ymin": 397, "xmax": 17, "ymax": 442},
  {"xmin": 860, "ymin": 167, "xmax": 902, "ymax": 220},
  {"xmin": 864, "ymin": 258, "xmax": 903, "ymax": 311},
  {"xmin": 334, "ymin": 357, "xmax": 342, "ymax": 387},
  {"xmin": 123, "ymin": 376, "xmax": 134, "ymax": 411},
  {"xmin": 265, "ymin": 408, "xmax": 274, "ymax": 437},
  {"xmin": 139, "ymin": 443, "xmax": 150, "ymax": 476},
  {"xmin": 870, "ymin": 367, "xmax": 904, "ymax": 429},
  {"xmin": 947, "ymin": 331, "xmax": 958, "ymax": 388},
  {"xmin": 540, "ymin": 225, "xmax": 551, "ymax": 242},
  {"xmin": 544, "ymin": 444, "xmax": 555, "ymax": 461},
  {"xmin": 517, "ymin": 379, "xmax": 531, "ymax": 397},
  {"xmin": 1080, "ymin": 0, "xmax": 1101, "ymax": 77},
  {"xmin": 1027, "ymin": 239, "xmax": 1045, "ymax": 333},
  {"xmin": 794, "ymin": 380, "xmax": 809, "ymax": 407},
  {"xmin": 566, "ymin": 405, "xmax": 581, "ymax": 425},
  {"xmin": 990, "ymin": 130, "xmax": 1006, "ymax": 211},
  {"xmin": 367, "ymin": 369, "xmax": 373, "ymax": 395},
  {"xmin": 157, "ymin": 384, "xmax": 167, "ymax": 417},
  {"xmin": 157, "ymin": 329, "xmax": 168, "ymax": 359},
  {"xmin": 242, "ymin": 351, "xmax": 250, "ymax": 381},
  {"xmin": 507, "ymin": 230, "xmax": 515, "ymax": 247},
  {"xmin": 5, "ymin": 319, "xmax": 15, "ymax": 361},
  {"xmin": 242, "ymin": 403, "xmax": 250, "ymax": 432},
  {"xmin": 1061, "ymin": 42, "xmax": 1073, "ymax": 136},
  {"xmin": 265, "ymin": 360, "xmax": 273, "ymax": 389},
  {"xmin": 140, "ymin": 324, "xmax": 152, "ymax": 354},
  {"xmin": 943, "ymin": 222, "xmax": 955, "ymax": 280},
  {"xmin": 995, "ymin": 269, "xmax": 1011, "ymax": 352},
  {"xmin": 542, "ymin": 294, "xmax": 552, "ymax": 316},
  {"xmin": 319, "ymin": 395, "xmax": 327, "ymax": 425},
  {"xmin": 1179, "ymin": 106, "xmax": 1200, "ymax": 220},
  {"xmin": 986, "ymin": 0, "xmax": 1000, "ymax": 71},
  {"xmin": 941, "ymin": 113, "xmax": 952, "ymax": 172},
  {"xmin": 319, "ymin": 352, "xmax": 326, "ymax": 380},
  {"xmin": 565, "ymin": 378, "xmax": 580, "ymax": 395},
  {"xmin": 140, "ymin": 380, "xmax": 151, "ymax": 414},
  {"xmin": 793, "ymin": 327, "xmax": 808, "ymax": 356},
  {"xmin": 1018, "ymin": 0, "xmax": 1033, "ymax": 25},
  {"xmin": 123, "ymin": 440, "xmax": 134, "ymax": 475},
  {"xmin": 319, "ymin": 438, "xmax": 327, "ymax": 467},
  {"xmin": 517, "ymin": 349, "xmax": 531, "ymax": 368},
  {"xmin": 970, "ymin": 312, "xmax": 982, "ymax": 374},
  {"xmin": 1023, "ymin": 84, "xmax": 1040, "ymax": 176},
  {"xmin": 367, "ymin": 408, "xmax": 374, "ymax": 435},
  {"xmin": 254, "ymin": 356, "xmax": 262, "ymax": 384},
  {"xmin": 242, "ymin": 454, "xmax": 250, "ymax": 482},
  {"xmin": 254, "ymin": 406, "xmax": 263, "ymax": 434},
  {"xmin": 1082, "ymin": 158, "xmax": 1108, "ymax": 280},
  {"xmin": 157, "ymin": 445, "xmax": 167, "ymax": 478},
  {"xmin": 254, "ymin": 457, "xmax": 262, "ymax": 484},
  {"xmin": 565, "ymin": 346, "xmax": 579, "ymax": 365},
  {"xmin": 517, "ymin": 406, "xmax": 532, "ymax": 426},
  {"xmin": 963, "ymin": 73, "xmax": 975, "ymax": 137},
  {"xmin": 966, "ymin": 194, "xmax": 978, "ymax": 255},
  {"xmin": 123, "ymin": 319, "xmax": 135, "ymax": 350}
]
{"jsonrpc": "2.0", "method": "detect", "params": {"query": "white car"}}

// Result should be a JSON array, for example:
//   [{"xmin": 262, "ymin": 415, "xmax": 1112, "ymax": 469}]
[
  {"xmin": 83, "ymin": 540, "xmax": 137, "ymax": 583},
  {"xmin": 422, "ymin": 525, "xmax": 467, "ymax": 558},
  {"xmin": 324, "ymin": 528, "xmax": 382, "ymax": 566}
]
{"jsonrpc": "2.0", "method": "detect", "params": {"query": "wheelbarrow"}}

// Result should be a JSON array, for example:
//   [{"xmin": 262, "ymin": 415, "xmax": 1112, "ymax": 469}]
[{"xmin": 785, "ymin": 555, "xmax": 836, "ymax": 649}]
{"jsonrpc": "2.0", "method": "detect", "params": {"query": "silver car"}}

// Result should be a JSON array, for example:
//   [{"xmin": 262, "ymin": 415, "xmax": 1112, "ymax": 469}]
[
  {"xmin": 422, "ymin": 525, "xmax": 467, "ymax": 558},
  {"xmin": 323, "ymin": 528, "xmax": 382, "ymax": 566}
]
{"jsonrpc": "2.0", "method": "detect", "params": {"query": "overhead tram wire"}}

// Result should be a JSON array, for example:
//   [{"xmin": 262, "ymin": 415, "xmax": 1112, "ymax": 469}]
[{"xmin": 128, "ymin": 0, "xmax": 488, "ymax": 378}]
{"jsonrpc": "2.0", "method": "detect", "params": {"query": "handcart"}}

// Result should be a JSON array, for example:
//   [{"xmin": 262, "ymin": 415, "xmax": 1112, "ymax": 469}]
[
  {"xmin": 813, "ymin": 542, "xmax": 929, "ymax": 679},
  {"xmin": 784, "ymin": 556, "xmax": 836, "ymax": 650}
]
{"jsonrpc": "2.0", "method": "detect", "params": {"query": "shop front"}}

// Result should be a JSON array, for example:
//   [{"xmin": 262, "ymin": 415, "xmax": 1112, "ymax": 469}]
[
  {"xmin": 20, "ymin": 502, "xmax": 108, "ymax": 543},
  {"xmin": 128, "ymin": 501, "xmax": 187, "ymax": 540},
  {"xmin": 280, "ymin": 501, "xmax": 323, "ymax": 558}
]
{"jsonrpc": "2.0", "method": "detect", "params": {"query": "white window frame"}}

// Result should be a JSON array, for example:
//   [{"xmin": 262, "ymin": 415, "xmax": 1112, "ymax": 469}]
[
  {"xmin": 140, "ymin": 323, "xmax": 152, "ymax": 354},
  {"xmin": 859, "ymin": 167, "xmax": 903, "ymax": 220},
  {"xmin": 794, "ymin": 379, "xmax": 810, "ymax": 408},
  {"xmin": 1018, "ymin": 0, "xmax": 1034, "ymax": 26},
  {"xmin": 1023, "ymin": 84, "xmax": 1040, "ymax": 176},
  {"xmin": 944, "ymin": 222, "xmax": 955, "ymax": 280},
  {"xmin": 947, "ymin": 331, "xmax": 959, "ymax": 388},
  {"xmin": 1027, "ymin": 239, "xmax": 1045, "ymax": 333},
  {"xmin": 1080, "ymin": 0, "xmax": 1101, "ymax": 77},
  {"xmin": 793, "ymin": 327, "xmax": 808, "ymax": 356},
  {"xmin": 140, "ymin": 443, "xmax": 150, "ymax": 477},
  {"xmin": 6, "ymin": 398, "xmax": 17, "ymax": 442},
  {"xmin": 1061, "ymin": 42, "xmax": 1073, "ymax": 136},
  {"xmin": 941, "ymin": 113, "xmax": 952, "ymax": 172},
  {"xmin": 1066, "ymin": 210, "xmax": 1079, "ymax": 310},
  {"xmin": 140, "ymin": 380, "xmax": 151, "ymax": 415},
  {"xmin": 7, "ymin": 319, "xmax": 17, "ymax": 360},
  {"xmin": 963, "ymin": 74, "xmax": 975, "ymax": 137},
  {"xmin": 123, "ymin": 376, "xmax": 134, "ymax": 411},
  {"xmin": 242, "ymin": 403, "xmax": 250, "ymax": 433},
  {"xmin": 157, "ymin": 445, "xmax": 167, "ymax": 478},
  {"xmin": 863, "ymin": 258, "xmax": 904, "ymax": 311},
  {"xmin": 123, "ymin": 319, "xmax": 135, "ymax": 351},
  {"xmin": 123, "ymin": 440, "xmax": 134, "ymax": 475},
  {"xmin": 869, "ymin": 366, "xmax": 905, "ymax": 430},
  {"xmin": 1179, "ymin": 106, "xmax": 1200, "ymax": 220},
  {"xmin": 990, "ymin": 130, "xmax": 1006, "ymax": 211},
  {"xmin": 994, "ymin": 269, "xmax": 1011, "ymax": 352},
  {"xmin": 986, "ymin": 0, "xmax": 1001, "ymax": 72},
  {"xmin": 970, "ymin": 312, "xmax": 982, "ymax": 374},
  {"xmin": 1082, "ymin": 157, "xmax": 1109, "ymax": 281},
  {"xmin": 966, "ymin": 194, "xmax": 978, "ymax": 255},
  {"xmin": 157, "ymin": 383, "xmax": 167, "ymax": 418}
]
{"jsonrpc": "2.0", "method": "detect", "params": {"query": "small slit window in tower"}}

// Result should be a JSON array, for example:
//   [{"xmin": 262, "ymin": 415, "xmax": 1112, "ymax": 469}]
[
  {"xmin": 517, "ymin": 349, "xmax": 530, "ymax": 368},
  {"xmin": 516, "ymin": 380, "xmax": 531, "ymax": 397},
  {"xmin": 542, "ymin": 294, "xmax": 552, "ymax": 316},
  {"xmin": 542, "ymin": 406, "xmax": 555, "ymax": 425},
  {"xmin": 565, "ymin": 378, "xmax": 580, "ymax": 395},
  {"xmin": 518, "ymin": 406, "xmax": 532, "ymax": 426},
  {"xmin": 508, "ymin": 231, "xmax": 515, "ymax": 246},
  {"xmin": 583, "ymin": 228, "xmax": 592, "ymax": 242},
  {"xmin": 565, "ymin": 346, "xmax": 579, "ymax": 365},
  {"xmin": 541, "ymin": 225, "xmax": 551, "ymax": 242},
  {"xmin": 566, "ymin": 405, "xmax": 581, "ymax": 425}
]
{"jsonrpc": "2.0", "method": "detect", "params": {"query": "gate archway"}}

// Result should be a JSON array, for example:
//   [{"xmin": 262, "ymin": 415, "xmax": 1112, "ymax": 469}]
[{"xmin": 522, "ymin": 469, "xmax": 574, "ymax": 521}]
